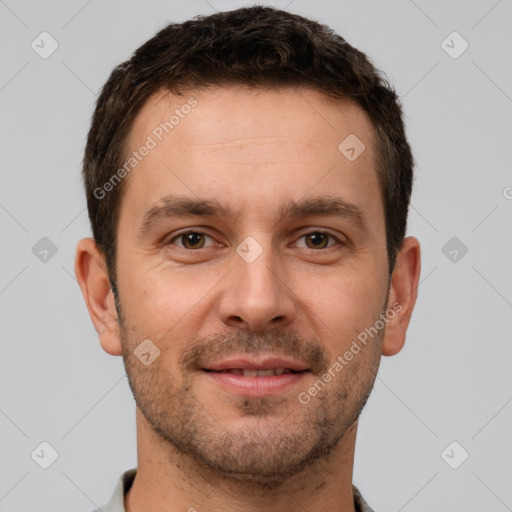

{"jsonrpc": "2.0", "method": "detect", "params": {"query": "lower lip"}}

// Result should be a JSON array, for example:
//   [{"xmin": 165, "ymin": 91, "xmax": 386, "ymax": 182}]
[{"xmin": 202, "ymin": 371, "xmax": 310, "ymax": 397}]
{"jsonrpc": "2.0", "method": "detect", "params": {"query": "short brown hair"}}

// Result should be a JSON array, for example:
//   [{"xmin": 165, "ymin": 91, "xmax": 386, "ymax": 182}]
[{"xmin": 82, "ymin": 5, "xmax": 414, "ymax": 298}]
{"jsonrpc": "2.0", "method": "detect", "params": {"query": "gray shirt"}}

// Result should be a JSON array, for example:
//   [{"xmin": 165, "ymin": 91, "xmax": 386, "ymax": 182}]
[{"xmin": 92, "ymin": 469, "xmax": 375, "ymax": 512}]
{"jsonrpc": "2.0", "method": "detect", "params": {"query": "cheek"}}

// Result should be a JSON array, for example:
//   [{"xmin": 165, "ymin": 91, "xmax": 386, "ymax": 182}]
[
  {"xmin": 298, "ymin": 269, "xmax": 386, "ymax": 350},
  {"xmin": 118, "ymin": 261, "xmax": 216, "ymax": 342}
]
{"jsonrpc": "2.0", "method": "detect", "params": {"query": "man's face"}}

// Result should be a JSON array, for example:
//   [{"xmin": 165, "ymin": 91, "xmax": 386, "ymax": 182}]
[{"xmin": 115, "ymin": 86, "xmax": 390, "ymax": 483}]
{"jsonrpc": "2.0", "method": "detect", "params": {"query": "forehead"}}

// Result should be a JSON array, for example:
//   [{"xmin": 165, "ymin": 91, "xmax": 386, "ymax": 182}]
[
  {"xmin": 121, "ymin": 85, "xmax": 382, "ymax": 227},
  {"xmin": 128, "ymin": 85, "xmax": 377, "ymax": 155}
]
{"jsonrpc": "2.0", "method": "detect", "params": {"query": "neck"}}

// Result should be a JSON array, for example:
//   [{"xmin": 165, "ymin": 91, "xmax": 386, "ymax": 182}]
[{"xmin": 125, "ymin": 408, "xmax": 358, "ymax": 512}]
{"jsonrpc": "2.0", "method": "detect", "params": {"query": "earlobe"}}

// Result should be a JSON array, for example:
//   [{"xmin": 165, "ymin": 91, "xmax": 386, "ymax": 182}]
[
  {"xmin": 74, "ymin": 238, "xmax": 123, "ymax": 356},
  {"xmin": 99, "ymin": 289, "xmax": 123, "ymax": 356},
  {"xmin": 381, "ymin": 236, "xmax": 421, "ymax": 357}
]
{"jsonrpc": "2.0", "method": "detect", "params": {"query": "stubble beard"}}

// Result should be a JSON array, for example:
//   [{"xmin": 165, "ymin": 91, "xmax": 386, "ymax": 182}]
[{"xmin": 120, "ymin": 318, "xmax": 383, "ymax": 487}]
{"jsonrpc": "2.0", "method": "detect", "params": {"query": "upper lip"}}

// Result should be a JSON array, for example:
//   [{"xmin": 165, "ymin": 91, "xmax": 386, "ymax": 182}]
[{"xmin": 202, "ymin": 356, "xmax": 310, "ymax": 372}]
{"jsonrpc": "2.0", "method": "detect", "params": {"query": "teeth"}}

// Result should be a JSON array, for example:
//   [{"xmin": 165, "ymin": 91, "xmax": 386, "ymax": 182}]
[
  {"xmin": 257, "ymin": 369, "xmax": 274, "ymax": 377},
  {"xmin": 227, "ymin": 368, "xmax": 243, "ymax": 375},
  {"xmin": 221, "ymin": 368, "xmax": 293, "ymax": 377}
]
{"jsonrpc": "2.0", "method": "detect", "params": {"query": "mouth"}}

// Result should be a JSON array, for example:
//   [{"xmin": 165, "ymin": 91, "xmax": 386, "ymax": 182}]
[
  {"xmin": 204, "ymin": 367, "xmax": 303, "ymax": 377},
  {"xmin": 200, "ymin": 356, "xmax": 311, "ymax": 397}
]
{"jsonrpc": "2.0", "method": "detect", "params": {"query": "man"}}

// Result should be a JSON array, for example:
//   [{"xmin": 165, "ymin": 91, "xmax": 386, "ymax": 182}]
[{"xmin": 75, "ymin": 5, "xmax": 421, "ymax": 512}]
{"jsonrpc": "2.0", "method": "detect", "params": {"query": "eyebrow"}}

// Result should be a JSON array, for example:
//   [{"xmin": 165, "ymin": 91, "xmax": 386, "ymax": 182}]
[{"xmin": 138, "ymin": 194, "xmax": 368, "ymax": 236}]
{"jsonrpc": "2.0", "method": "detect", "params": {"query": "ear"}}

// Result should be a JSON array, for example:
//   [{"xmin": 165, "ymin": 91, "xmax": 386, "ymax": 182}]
[
  {"xmin": 381, "ymin": 236, "xmax": 421, "ymax": 357},
  {"xmin": 74, "ymin": 237, "xmax": 122, "ymax": 356}
]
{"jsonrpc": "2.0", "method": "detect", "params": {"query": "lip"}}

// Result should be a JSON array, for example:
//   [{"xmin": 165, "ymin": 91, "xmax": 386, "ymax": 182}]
[
  {"xmin": 203, "ymin": 356, "xmax": 310, "ymax": 372},
  {"xmin": 201, "ymin": 355, "xmax": 311, "ymax": 397},
  {"xmin": 202, "ymin": 370, "xmax": 310, "ymax": 397}
]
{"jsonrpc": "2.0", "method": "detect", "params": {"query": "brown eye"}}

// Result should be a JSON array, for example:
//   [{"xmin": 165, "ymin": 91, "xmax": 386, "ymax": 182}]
[
  {"xmin": 182, "ymin": 232, "xmax": 205, "ymax": 249},
  {"xmin": 304, "ymin": 232, "xmax": 330, "ymax": 249},
  {"xmin": 170, "ymin": 231, "xmax": 210, "ymax": 249}
]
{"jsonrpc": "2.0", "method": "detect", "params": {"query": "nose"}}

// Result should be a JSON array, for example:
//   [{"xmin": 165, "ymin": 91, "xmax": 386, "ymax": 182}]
[{"xmin": 218, "ymin": 242, "xmax": 296, "ymax": 333}]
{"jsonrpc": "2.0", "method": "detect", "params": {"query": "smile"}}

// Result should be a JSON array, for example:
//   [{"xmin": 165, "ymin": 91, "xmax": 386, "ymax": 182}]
[{"xmin": 205, "ymin": 367, "xmax": 301, "ymax": 377}]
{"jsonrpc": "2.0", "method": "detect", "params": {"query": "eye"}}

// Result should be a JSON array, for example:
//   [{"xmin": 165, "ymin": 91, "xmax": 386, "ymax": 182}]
[
  {"xmin": 166, "ymin": 230, "xmax": 342, "ymax": 251},
  {"xmin": 168, "ymin": 231, "xmax": 217, "ymax": 250},
  {"xmin": 295, "ymin": 231, "xmax": 342, "ymax": 250}
]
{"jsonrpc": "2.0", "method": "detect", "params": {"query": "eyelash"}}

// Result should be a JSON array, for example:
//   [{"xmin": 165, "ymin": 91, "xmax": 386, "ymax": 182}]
[{"xmin": 167, "ymin": 230, "xmax": 344, "ymax": 250}]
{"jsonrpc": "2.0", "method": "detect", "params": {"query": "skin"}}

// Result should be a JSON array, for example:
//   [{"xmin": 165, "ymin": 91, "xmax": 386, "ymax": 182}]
[{"xmin": 75, "ymin": 86, "xmax": 421, "ymax": 512}]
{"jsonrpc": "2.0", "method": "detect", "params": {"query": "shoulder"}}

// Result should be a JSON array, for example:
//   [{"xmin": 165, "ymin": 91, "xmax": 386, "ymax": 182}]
[
  {"xmin": 89, "ymin": 468, "xmax": 137, "ymax": 512},
  {"xmin": 353, "ymin": 484, "xmax": 375, "ymax": 512}
]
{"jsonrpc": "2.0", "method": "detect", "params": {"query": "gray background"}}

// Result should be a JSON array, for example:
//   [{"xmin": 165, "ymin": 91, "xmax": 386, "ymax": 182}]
[{"xmin": 1, "ymin": 0, "xmax": 511, "ymax": 510}]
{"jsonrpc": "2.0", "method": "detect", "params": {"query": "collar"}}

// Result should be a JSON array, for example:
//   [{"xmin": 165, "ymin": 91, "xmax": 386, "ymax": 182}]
[{"xmin": 96, "ymin": 469, "xmax": 374, "ymax": 512}]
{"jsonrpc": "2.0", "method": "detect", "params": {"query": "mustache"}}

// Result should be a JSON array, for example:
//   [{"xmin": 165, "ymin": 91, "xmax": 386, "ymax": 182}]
[{"xmin": 179, "ymin": 328, "xmax": 329, "ymax": 375}]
